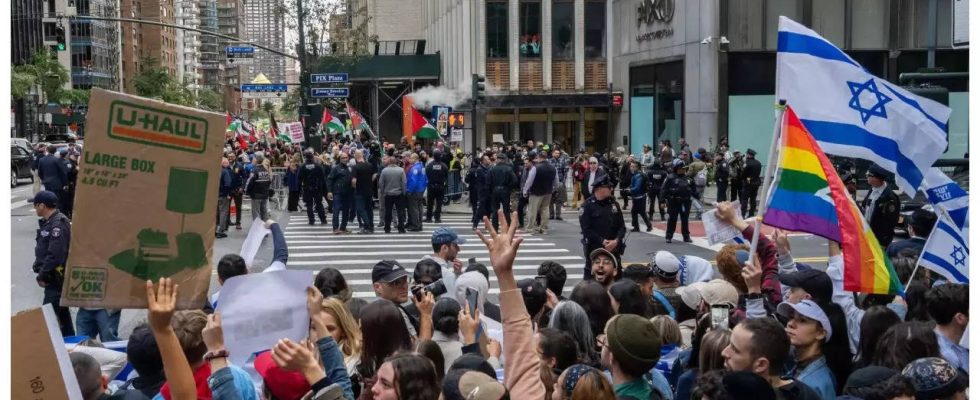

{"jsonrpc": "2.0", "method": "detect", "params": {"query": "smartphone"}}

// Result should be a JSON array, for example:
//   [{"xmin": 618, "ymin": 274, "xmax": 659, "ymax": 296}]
[
  {"xmin": 534, "ymin": 275, "xmax": 549, "ymax": 289},
  {"xmin": 710, "ymin": 305, "xmax": 731, "ymax": 330},
  {"xmin": 465, "ymin": 287, "xmax": 480, "ymax": 315}
]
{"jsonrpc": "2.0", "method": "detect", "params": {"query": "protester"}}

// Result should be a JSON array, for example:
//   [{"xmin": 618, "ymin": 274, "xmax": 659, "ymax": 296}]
[
  {"xmin": 777, "ymin": 300, "xmax": 850, "ymax": 400},
  {"xmin": 318, "ymin": 296, "xmax": 364, "ymax": 375},
  {"xmin": 722, "ymin": 318, "xmax": 822, "ymax": 400},
  {"xmin": 549, "ymin": 300, "xmax": 599, "ymax": 367},
  {"xmin": 901, "ymin": 358, "xmax": 968, "ymax": 400},
  {"xmin": 553, "ymin": 364, "xmax": 616, "ymax": 400},
  {"xmin": 315, "ymin": 267, "xmax": 353, "ymax": 301},
  {"xmin": 608, "ymin": 280, "xmax": 650, "ymax": 317},
  {"xmin": 569, "ymin": 280, "xmax": 615, "ymax": 341},
  {"xmin": 370, "ymin": 352, "xmax": 441, "ymax": 400},
  {"xmin": 853, "ymin": 306, "xmax": 902, "ymax": 368},
  {"xmin": 925, "ymin": 283, "xmax": 969, "ymax": 372},
  {"xmin": 599, "ymin": 314, "xmax": 663, "ymax": 398}
]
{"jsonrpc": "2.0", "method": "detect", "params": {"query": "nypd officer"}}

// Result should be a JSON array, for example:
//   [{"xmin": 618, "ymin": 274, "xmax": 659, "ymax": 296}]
[
  {"xmin": 30, "ymin": 190, "xmax": 74, "ymax": 337},
  {"xmin": 661, "ymin": 160, "xmax": 695, "ymax": 243},
  {"xmin": 579, "ymin": 175, "xmax": 626, "ymax": 280},
  {"xmin": 299, "ymin": 150, "xmax": 328, "ymax": 225},
  {"xmin": 646, "ymin": 160, "xmax": 669, "ymax": 221},
  {"xmin": 861, "ymin": 164, "xmax": 901, "ymax": 246},
  {"xmin": 739, "ymin": 148, "xmax": 762, "ymax": 217}
]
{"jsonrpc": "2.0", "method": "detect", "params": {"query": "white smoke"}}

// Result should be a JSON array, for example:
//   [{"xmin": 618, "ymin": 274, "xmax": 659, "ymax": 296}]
[{"xmin": 407, "ymin": 77, "xmax": 473, "ymax": 110}]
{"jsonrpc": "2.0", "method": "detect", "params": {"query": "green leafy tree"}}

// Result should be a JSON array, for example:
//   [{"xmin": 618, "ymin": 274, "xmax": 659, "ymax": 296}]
[
  {"xmin": 11, "ymin": 50, "xmax": 71, "ymax": 104},
  {"xmin": 197, "ymin": 89, "xmax": 224, "ymax": 112},
  {"xmin": 132, "ymin": 58, "xmax": 196, "ymax": 107}
]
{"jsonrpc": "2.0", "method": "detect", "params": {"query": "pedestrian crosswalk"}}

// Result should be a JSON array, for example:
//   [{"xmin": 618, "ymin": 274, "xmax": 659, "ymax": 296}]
[{"xmin": 283, "ymin": 214, "xmax": 587, "ymax": 299}]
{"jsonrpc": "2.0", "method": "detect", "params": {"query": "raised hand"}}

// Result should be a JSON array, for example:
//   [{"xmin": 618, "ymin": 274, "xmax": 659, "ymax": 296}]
[
  {"xmin": 742, "ymin": 256, "xmax": 763, "ymax": 294},
  {"xmin": 271, "ymin": 338, "xmax": 325, "ymax": 384},
  {"xmin": 146, "ymin": 278, "xmax": 178, "ymax": 333},
  {"xmin": 458, "ymin": 306, "xmax": 481, "ymax": 345},
  {"xmin": 773, "ymin": 228, "xmax": 791, "ymax": 255},
  {"xmin": 202, "ymin": 312, "xmax": 225, "ymax": 352},
  {"xmin": 476, "ymin": 210, "xmax": 524, "ymax": 279}
]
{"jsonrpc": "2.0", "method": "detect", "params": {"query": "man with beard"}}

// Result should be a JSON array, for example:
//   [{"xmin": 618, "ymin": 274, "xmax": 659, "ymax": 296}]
[
  {"xmin": 589, "ymin": 248, "xmax": 620, "ymax": 290},
  {"xmin": 579, "ymin": 175, "xmax": 626, "ymax": 280}
]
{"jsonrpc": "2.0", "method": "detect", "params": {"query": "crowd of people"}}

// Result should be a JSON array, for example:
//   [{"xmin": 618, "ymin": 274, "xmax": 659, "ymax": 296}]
[{"xmin": 25, "ymin": 132, "xmax": 965, "ymax": 400}]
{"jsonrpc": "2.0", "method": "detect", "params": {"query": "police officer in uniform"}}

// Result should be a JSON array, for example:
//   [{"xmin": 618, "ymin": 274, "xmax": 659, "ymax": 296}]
[
  {"xmin": 661, "ymin": 161, "xmax": 695, "ymax": 243},
  {"xmin": 579, "ymin": 175, "xmax": 626, "ymax": 280},
  {"xmin": 245, "ymin": 152, "xmax": 273, "ymax": 221},
  {"xmin": 299, "ymin": 151, "xmax": 328, "ymax": 225},
  {"xmin": 29, "ymin": 190, "xmax": 74, "ymax": 336},
  {"xmin": 861, "ymin": 164, "xmax": 901, "ymax": 246},
  {"xmin": 713, "ymin": 152, "xmax": 730, "ymax": 203},
  {"xmin": 646, "ymin": 161, "xmax": 668, "ymax": 221},
  {"xmin": 425, "ymin": 152, "xmax": 449, "ymax": 223},
  {"xmin": 488, "ymin": 154, "xmax": 518, "ymax": 230},
  {"xmin": 739, "ymin": 148, "xmax": 762, "ymax": 217},
  {"xmin": 728, "ymin": 151, "xmax": 744, "ymax": 207}
]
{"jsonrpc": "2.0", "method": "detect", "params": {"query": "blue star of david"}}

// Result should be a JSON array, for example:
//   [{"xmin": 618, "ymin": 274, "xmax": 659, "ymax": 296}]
[
  {"xmin": 847, "ymin": 78, "xmax": 892, "ymax": 124},
  {"xmin": 950, "ymin": 246, "xmax": 967, "ymax": 267}
]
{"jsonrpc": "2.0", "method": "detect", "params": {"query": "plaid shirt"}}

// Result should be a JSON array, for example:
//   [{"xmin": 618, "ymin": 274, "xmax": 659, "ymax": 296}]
[{"xmin": 549, "ymin": 154, "xmax": 570, "ymax": 182}]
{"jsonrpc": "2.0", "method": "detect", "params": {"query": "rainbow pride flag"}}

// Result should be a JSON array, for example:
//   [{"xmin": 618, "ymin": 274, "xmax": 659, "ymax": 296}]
[{"xmin": 763, "ymin": 107, "xmax": 901, "ymax": 295}]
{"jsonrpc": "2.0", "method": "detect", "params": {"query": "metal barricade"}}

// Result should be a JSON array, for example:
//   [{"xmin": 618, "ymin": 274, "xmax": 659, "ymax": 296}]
[
  {"xmin": 445, "ymin": 169, "xmax": 468, "ymax": 204},
  {"xmin": 269, "ymin": 167, "xmax": 287, "ymax": 210}
]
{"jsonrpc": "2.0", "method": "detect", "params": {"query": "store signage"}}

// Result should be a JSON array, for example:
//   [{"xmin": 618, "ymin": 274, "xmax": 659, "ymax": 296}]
[
  {"xmin": 637, "ymin": 0, "xmax": 674, "ymax": 26},
  {"xmin": 636, "ymin": 28, "xmax": 674, "ymax": 42}
]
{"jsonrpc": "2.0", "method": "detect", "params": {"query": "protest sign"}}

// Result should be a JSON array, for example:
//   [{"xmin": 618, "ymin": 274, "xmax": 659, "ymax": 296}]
[
  {"xmin": 240, "ymin": 218, "xmax": 271, "ymax": 267},
  {"xmin": 702, "ymin": 201, "xmax": 744, "ymax": 246},
  {"xmin": 288, "ymin": 122, "xmax": 306, "ymax": 143},
  {"xmin": 62, "ymin": 88, "xmax": 225, "ymax": 309},
  {"xmin": 12, "ymin": 305, "xmax": 84, "ymax": 400},
  {"xmin": 216, "ymin": 270, "xmax": 312, "ymax": 366}
]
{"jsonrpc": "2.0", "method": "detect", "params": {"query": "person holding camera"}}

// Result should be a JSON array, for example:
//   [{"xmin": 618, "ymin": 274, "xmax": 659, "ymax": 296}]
[{"xmin": 420, "ymin": 227, "xmax": 465, "ymax": 299}]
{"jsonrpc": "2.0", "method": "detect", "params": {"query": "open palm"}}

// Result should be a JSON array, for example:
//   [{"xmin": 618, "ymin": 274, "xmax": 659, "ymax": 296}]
[{"xmin": 476, "ymin": 210, "xmax": 524, "ymax": 275}]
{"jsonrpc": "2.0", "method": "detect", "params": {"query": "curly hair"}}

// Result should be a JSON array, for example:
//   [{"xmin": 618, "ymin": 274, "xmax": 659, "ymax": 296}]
[{"xmin": 716, "ymin": 244, "xmax": 750, "ymax": 293}]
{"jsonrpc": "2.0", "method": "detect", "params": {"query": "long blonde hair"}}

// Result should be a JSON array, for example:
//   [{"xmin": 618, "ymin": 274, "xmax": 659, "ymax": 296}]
[{"xmin": 321, "ymin": 297, "xmax": 362, "ymax": 359}]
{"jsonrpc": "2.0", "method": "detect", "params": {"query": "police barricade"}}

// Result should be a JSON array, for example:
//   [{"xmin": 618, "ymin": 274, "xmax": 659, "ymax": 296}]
[
  {"xmin": 269, "ymin": 167, "xmax": 287, "ymax": 210},
  {"xmin": 445, "ymin": 169, "xmax": 468, "ymax": 204}
]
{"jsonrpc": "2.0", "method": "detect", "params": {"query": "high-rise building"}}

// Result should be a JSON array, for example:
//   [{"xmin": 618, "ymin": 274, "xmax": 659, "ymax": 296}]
[
  {"xmin": 244, "ymin": 0, "xmax": 286, "ymax": 84},
  {"xmin": 11, "ymin": 0, "xmax": 47, "ymax": 139},
  {"xmin": 175, "ymin": 0, "xmax": 202, "ymax": 92},
  {"xmin": 70, "ymin": 0, "xmax": 122, "ymax": 91},
  {"xmin": 218, "ymin": 0, "xmax": 247, "ymax": 112},
  {"xmin": 120, "ymin": 0, "xmax": 178, "ymax": 93},
  {"xmin": 199, "ymin": 0, "xmax": 222, "ymax": 91}
]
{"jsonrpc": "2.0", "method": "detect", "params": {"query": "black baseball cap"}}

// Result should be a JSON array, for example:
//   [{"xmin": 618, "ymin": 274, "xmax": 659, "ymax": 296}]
[
  {"xmin": 593, "ymin": 175, "xmax": 615, "ymax": 188},
  {"xmin": 371, "ymin": 260, "xmax": 409, "ymax": 283},
  {"xmin": 27, "ymin": 190, "xmax": 58, "ymax": 207},
  {"xmin": 778, "ymin": 269, "xmax": 833, "ymax": 304}
]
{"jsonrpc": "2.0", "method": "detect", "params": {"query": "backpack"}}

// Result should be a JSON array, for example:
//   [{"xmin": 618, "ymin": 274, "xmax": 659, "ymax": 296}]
[{"xmin": 695, "ymin": 168, "xmax": 707, "ymax": 187}]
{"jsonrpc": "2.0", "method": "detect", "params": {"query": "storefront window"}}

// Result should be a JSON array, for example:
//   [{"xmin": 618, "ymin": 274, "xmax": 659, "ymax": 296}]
[
  {"xmin": 552, "ymin": 1, "xmax": 574, "ymax": 59},
  {"xmin": 584, "ymin": 1, "xmax": 605, "ymax": 58},
  {"xmin": 486, "ymin": 2, "xmax": 508, "ymax": 58},
  {"xmin": 519, "ymin": 2, "xmax": 541, "ymax": 57}
]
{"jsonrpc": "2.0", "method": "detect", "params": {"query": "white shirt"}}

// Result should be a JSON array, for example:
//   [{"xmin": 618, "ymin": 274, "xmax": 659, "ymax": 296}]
[{"xmin": 864, "ymin": 184, "xmax": 887, "ymax": 220}]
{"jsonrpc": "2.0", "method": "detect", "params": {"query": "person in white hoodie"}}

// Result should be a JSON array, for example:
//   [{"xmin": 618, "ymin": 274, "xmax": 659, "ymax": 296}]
[{"xmin": 420, "ymin": 227, "xmax": 466, "ymax": 299}]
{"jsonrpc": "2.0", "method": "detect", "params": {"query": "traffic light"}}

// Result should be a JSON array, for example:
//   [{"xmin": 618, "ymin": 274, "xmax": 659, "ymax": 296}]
[
  {"xmin": 55, "ymin": 25, "xmax": 66, "ymax": 51},
  {"xmin": 611, "ymin": 91, "xmax": 624, "ymax": 107},
  {"xmin": 472, "ymin": 74, "xmax": 486, "ymax": 105}
]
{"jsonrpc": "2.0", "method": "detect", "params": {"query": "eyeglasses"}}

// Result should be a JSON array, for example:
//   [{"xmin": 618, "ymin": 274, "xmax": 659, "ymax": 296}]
[
  {"xmin": 594, "ymin": 258, "xmax": 614, "ymax": 266},
  {"xmin": 590, "ymin": 162, "xmax": 598, "ymax": 165}
]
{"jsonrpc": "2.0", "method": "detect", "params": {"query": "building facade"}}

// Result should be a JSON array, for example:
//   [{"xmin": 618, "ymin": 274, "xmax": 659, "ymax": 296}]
[
  {"xmin": 175, "ymin": 0, "xmax": 202, "ymax": 91},
  {"xmin": 611, "ymin": 0, "xmax": 969, "ymax": 161},
  {"xmin": 245, "ymin": 0, "xmax": 286, "ymax": 84},
  {"xmin": 424, "ymin": 0, "xmax": 614, "ymax": 152},
  {"xmin": 121, "ymin": 0, "xmax": 178, "ymax": 93},
  {"xmin": 199, "ymin": 0, "xmax": 223, "ymax": 91},
  {"xmin": 11, "ymin": 0, "xmax": 47, "ymax": 139},
  {"xmin": 218, "ymin": 0, "xmax": 247, "ymax": 112},
  {"xmin": 70, "ymin": 0, "xmax": 122, "ymax": 91}
]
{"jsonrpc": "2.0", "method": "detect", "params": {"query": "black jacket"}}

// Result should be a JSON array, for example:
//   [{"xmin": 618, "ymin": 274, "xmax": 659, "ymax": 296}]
[
  {"xmin": 426, "ymin": 161, "xmax": 449, "ymax": 188},
  {"xmin": 33, "ymin": 211, "xmax": 71, "ymax": 284},
  {"xmin": 646, "ymin": 166, "xmax": 668, "ymax": 195},
  {"xmin": 326, "ymin": 163, "xmax": 354, "ymax": 195},
  {"xmin": 489, "ymin": 162, "xmax": 518, "ymax": 192},
  {"xmin": 579, "ymin": 196, "xmax": 626, "ymax": 252},
  {"xmin": 861, "ymin": 188, "xmax": 901, "ymax": 246},
  {"xmin": 38, "ymin": 154, "xmax": 69, "ymax": 190},
  {"xmin": 299, "ymin": 160, "xmax": 327, "ymax": 193},
  {"xmin": 245, "ymin": 165, "xmax": 272, "ymax": 199},
  {"xmin": 740, "ymin": 158, "xmax": 762, "ymax": 186}
]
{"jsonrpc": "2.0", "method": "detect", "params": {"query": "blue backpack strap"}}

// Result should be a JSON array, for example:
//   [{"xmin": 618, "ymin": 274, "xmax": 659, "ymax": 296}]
[{"xmin": 652, "ymin": 290, "xmax": 676, "ymax": 319}]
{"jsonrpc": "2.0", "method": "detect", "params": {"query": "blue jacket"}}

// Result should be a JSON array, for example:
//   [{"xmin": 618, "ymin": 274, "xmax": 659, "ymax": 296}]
[
  {"xmin": 316, "ymin": 336, "xmax": 355, "ymax": 399},
  {"xmin": 285, "ymin": 168, "xmax": 301, "ymax": 192},
  {"xmin": 38, "ymin": 154, "xmax": 69, "ymax": 190},
  {"xmin": 208, "ymin": 364, "xmax": 258, "ymax": 400},
  {"xmin": 630, "ymin": 172, "xmax": 646, "ymax": 198},
  {"xmin": 219, "ymin": 167, "xmax": 233, "ymax": 197},
  {"xmin": 230, "ymin": 161, "xmax": 248, "ymax": 190},
  {"xmin": 406, "ymin": 161, "xmax": 428, "ymax": 193},
  {"xmin": 794, "ymin": 356, "xmax": 836, "ymax": 400}
]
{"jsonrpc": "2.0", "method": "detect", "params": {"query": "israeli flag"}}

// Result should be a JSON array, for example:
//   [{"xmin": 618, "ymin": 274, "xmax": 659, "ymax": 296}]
[
  {"xmin": 776, "ymin": 17, "xmax": 950, "ymax": 196},
  {"xmin": 921, "ymin": 167, "xmax": 969, "ymax": 230},
  {"xmin": 917, "ymin": 213, "xmax": 969, "ymax": 284}
]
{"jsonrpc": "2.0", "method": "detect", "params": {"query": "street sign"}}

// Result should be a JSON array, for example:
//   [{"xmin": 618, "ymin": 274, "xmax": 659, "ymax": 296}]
[
  {"xmin": 241, "ymin": 84, "xmax": 288, "ymax": 98},
  {"xmin": 225, "ymin": 46, "xmax": 255, "ymax": 65},
  {"xmin": 310, "ymin": 73, "xmax": 349, "ymax": 84},
  {"xmin": 449, "ymin": 112, "xmax": 465, "ymax": 128},
  {"xmin": 310, "ymin": 88, "xmax": 350, "ymax": 98}
]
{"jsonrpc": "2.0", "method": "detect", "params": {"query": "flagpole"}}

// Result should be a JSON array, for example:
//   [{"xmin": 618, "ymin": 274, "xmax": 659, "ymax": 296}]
[{"xmin": 749, "ymin": 99, "xmax": 788, "ymax": 259}]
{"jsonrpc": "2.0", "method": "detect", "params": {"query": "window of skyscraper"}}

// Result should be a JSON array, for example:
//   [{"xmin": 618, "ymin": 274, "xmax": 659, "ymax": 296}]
[
  {"xmin": 486, "ymin": 1, "xmax": 508, "ymax": 59},
  {"xmin": 552, "ymin": 0, "xmax": 573, "ymax": 59},
  {"xmin": 584, "ymin": 1, "xmax": 605, "ymax": 58},
  {"xmin": 519, "ymin": 1, "xmax": 541, "ymax": 58}
]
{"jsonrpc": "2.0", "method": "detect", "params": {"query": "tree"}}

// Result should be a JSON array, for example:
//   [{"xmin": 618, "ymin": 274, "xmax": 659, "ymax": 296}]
[
  {"xmin": 132, "ymin": 58, "xmax": 196, "ymax": 107},
  {"xmin": 11, "ymin": 50, "xmax": 71, "ymax": 104},
  {"xmin": 197, "ymin": 89, "xmax": 224, "ymax": 112}
]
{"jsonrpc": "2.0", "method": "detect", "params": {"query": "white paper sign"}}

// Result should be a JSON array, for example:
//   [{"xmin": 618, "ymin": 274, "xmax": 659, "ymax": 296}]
[
  {"xmin": 702, "ymin": 201, "xmax": 745, "ymax": 245},
  {"xmin": 492, "ymin": 134, "xmax": 504, "ymax": 144},
  {"xmin": 288, "ymin": 123, "xmax": 305, "ymax": 143},
  {"xmin": 239, "ymin": 218, "xmax": 271, "ymax": 267},
  {"xmin": 216, "ymin": 270, "xmax": 312, "ymax": 366},
  {"xmin": 450, "ymin": 128, "xmax": 463, "ymax": 142}
]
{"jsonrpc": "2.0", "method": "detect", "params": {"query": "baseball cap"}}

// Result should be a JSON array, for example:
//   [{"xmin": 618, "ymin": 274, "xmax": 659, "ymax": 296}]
[
  {"xmin": 777, "ymin": 300, "xmax": 833, "ymax": 341},
  {"xmin": 589, "ymin": 248, "xmax": 618, "ymax": 269},
  {"xmin": 746, "ymin": 148, "xmax": 757, "ymax": 156},
  {"xmin": 432, "ymin": 227, "xmax": 467, "ymax": 246},
  {"xmin": 254, "ymin": 350, "xmax": 311, "ymax": 400},
  {"xmin": 902, "ymin": 357, "xmax": 969, "ymax": 400},
  {"xmin": 593, "ymin": 175, "xmax": 615, "ymax": 188},
  {"xmin": 371, "ymin": 260, "xmax": 410, "ymax": 283},
  {"xmin": 778, "ymin": 269, "xmax": 833, "ymax": 304},
  {"xmin": 27, "ymin": 190, "xmax": 58, "ymax": 207},
  {"xmin": 676, "ymin": 279, "xmax": 739, "ymax": 310},
  {"xmin": 652, "ymin": 251, "xmax": 680, "ymax": 280}
]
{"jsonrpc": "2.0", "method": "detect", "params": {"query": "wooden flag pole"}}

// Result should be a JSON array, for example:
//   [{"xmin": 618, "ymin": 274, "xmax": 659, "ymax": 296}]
[{"xmin": 749, "ymin": 99, "xmax": 789, "ymax": 259}]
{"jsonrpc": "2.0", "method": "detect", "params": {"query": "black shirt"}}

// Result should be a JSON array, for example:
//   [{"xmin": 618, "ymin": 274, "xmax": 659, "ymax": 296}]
[
  {"xmin": 776, "ymin": 379, "xmax": 823, "ymax": 400},
  {"xmin": 352, "ymin": 161, "xmax": 375, "ymax": 196}
]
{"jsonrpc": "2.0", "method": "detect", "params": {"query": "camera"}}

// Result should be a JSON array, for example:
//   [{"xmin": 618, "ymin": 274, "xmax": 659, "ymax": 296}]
[{"xmin": 411, "ymin": 279, "xmax": 447, "ymax": 300}]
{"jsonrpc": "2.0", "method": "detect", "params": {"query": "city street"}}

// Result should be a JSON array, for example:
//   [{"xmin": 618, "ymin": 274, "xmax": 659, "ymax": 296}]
[{"xmin": 11, "ymin": 186, "xmax": 831, "ymax": 337}]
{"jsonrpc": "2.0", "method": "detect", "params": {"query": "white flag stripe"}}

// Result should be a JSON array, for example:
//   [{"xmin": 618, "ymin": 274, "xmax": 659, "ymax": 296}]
[
  {"xmin": 917, "ymin": 215, "xmax": 969, "ymax": 283},
  {"xmin": 285, "ymin": 256, "xmax": 584, "ymax": 266}
]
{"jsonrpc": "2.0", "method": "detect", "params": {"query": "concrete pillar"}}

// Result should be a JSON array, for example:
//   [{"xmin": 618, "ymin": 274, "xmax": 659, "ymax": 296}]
[
  {"xmin": 542, "ymin": 0, "xmax": 552, "ymax": 91},
  {"xmin": 546, "ymin": 108, "xmax": 554, "ymax": 144},
  {"xmin": 477, "ymin": 0, "xmax": 487, "ymax": 76},
  {"xmin": 606, "ymin": 0, "xmax": 613, "ymax": 86},
  {"xmin": 578, "ymin": 106, "xmax": 585, "ymax": 149},
  {"xmin": 512, "ymin": 108, "xmax": 521, "ymax": 141},
  {"xmin": 509, "ymin": 0, "xmax": 519, "ymax": 91},
  {"xmin": 574, "ymin": 0, "xmax": 585, "ymax": 90}
]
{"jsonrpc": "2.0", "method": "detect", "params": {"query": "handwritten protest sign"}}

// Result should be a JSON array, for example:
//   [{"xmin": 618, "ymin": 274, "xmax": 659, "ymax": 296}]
[{"xmin": 62, "ymin": 88, "xmax": 225, "ymax": 308}]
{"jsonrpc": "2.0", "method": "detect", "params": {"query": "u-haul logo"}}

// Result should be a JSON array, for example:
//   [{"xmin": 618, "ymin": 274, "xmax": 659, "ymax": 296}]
[{"xmin": 107, "ymin": 100, "xmax": 208, "ymax": 153}]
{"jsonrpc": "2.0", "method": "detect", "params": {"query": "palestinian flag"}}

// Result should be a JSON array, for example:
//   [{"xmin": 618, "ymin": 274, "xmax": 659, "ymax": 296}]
[
  {"xmin": 410, "ymin": 107, "xmax": 439, "ymax": 140},
  {"xmin": 321, "ymin": 108, "xmax": 345, "ymax": 136},
  {"xmin": 270, "ymin": 113, "xmax": 289, "ymax": 143},
  {"xmin": 226, "ymin": 112, "xmax": 233, "ymax": 126},
  {"xmin": 346, "ymin": 101, "xmax": 376, "ymax": 139}
]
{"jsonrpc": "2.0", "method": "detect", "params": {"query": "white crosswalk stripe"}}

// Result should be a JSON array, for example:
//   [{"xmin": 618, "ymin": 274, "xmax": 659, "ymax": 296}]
[{"xmin": 281, "ymin": 214, "xmax": 586, "ymax": 299}]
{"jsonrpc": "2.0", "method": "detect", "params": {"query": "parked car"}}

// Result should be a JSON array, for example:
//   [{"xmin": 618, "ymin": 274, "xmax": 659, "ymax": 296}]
[
  {"xmin": 11, "ymin": 145, "xmax": 34, "ymax": 188},
  {"xmin": 11, "ymin": 138, "xmax": 33, "ymax": 154}
]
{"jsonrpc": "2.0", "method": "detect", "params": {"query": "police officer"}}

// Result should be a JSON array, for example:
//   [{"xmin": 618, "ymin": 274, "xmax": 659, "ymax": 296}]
[
  {"xmin": 425, "ymin": 151, "xmax": 449, "ymax": 223},
  {"xmin": 661, "ymin": 160, "xmax": 695, "ymax": 243},
  {"xmin": 729, "ymin": 151, "xmax": 744, "ymax": 207},
  {"xmin": 646, "ymin": 161, "xmax": 668, "ymax": 221},
  {"xmin": 739, "ymin": 148, "xmax": 762, "ymax": 217},
  {"xmin": 29, "ymin": 190, "xmax": 74, "ymax": 337},
  {"xmin": 299, "ymin": 151, "xmax": 328, "ymax": 225},
  {"xmin": 37, "ymin": 145, "xmax": 69, "ymax": 210},
  {"xmin": 244, "ymin": 152, "xmax": 272, "ymax": 221},
  {"xmin": 579, "ymin": 175, "xmax": 626, "ymax": 280},
  {"xmin": 228, "ymin": 152, "xmax": 248, "ymax": 229},
  {"xmin": 489, "ymin": 153, "xmax": 518, "ymax": 230},
  {"xmin": 61, "ymin": 149, "xmax": 78, "ymax": 219},
  {"xmin": 861, "ymin": 164, "xmax": 901, "ymax": 246},
  {"xmin": 714, "ymin": 152, "xmax": 730, "ymax": 203},
  {"xmin": 466, "ymin": 154, "xmax": 492, "ymax": 229}
]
